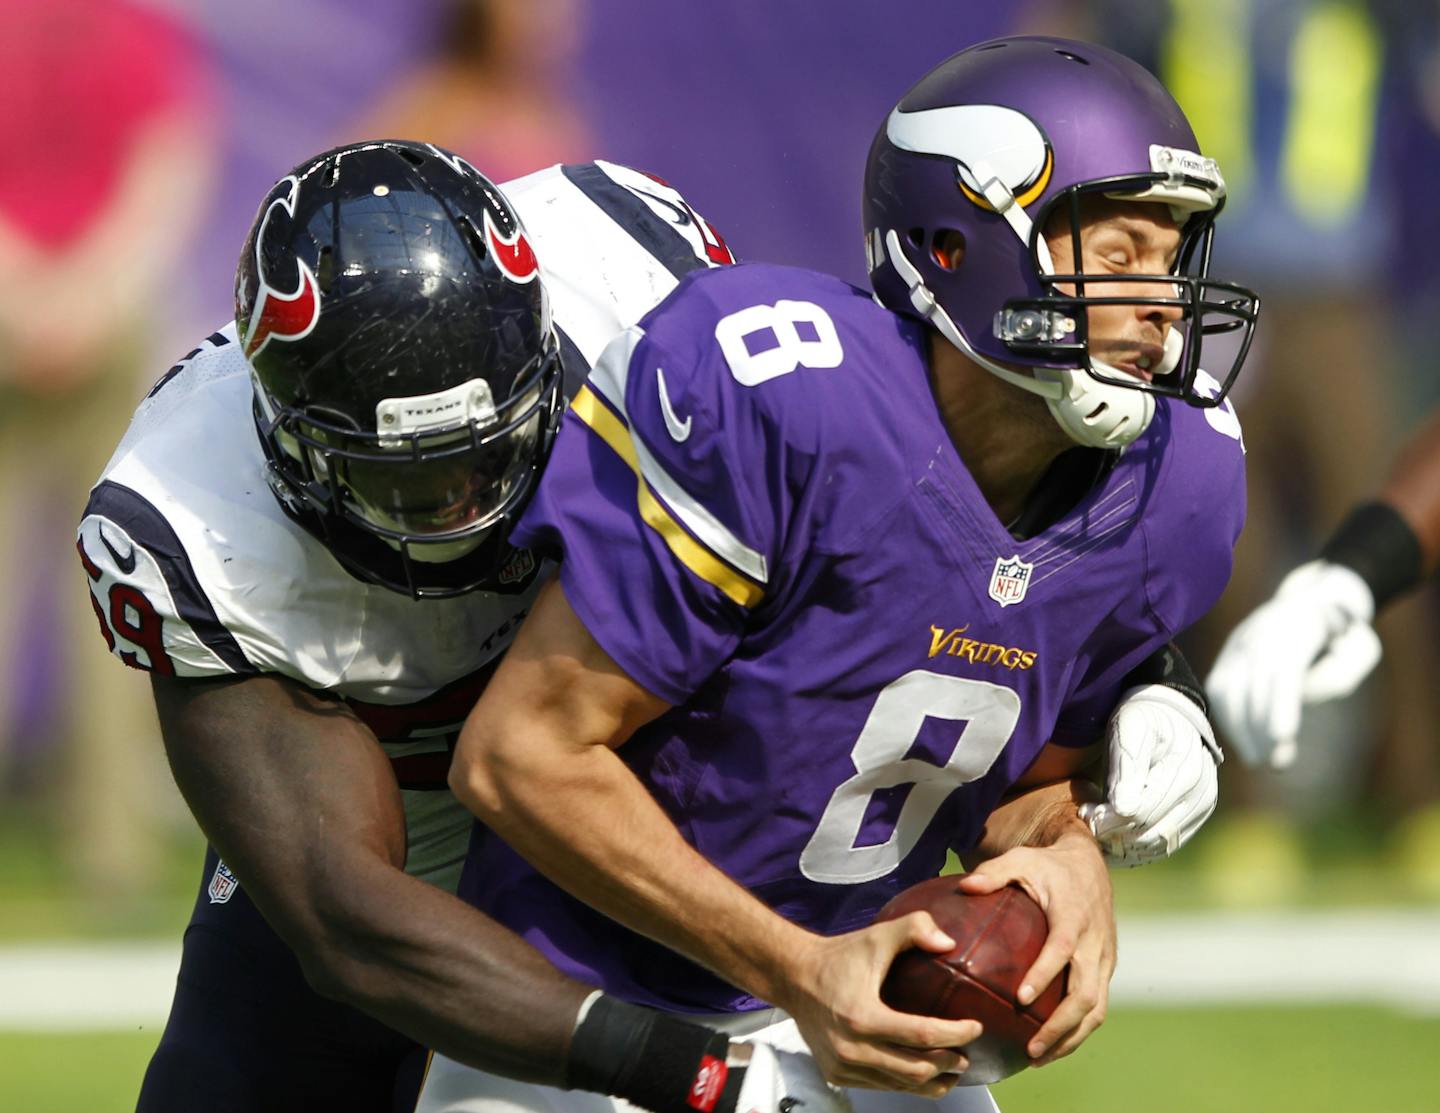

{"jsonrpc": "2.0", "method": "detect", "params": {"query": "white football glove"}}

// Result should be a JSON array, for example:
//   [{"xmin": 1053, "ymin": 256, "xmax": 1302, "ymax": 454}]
[
  {"xmin": 1079, "ymin": 683, "xmax": 1221, "ymax": 867},
  {"xmin": 733, "ymin": 1043, "xmax": 852, "ymax": 1113},
  {"xmin": 1204, "ymin": 560, "xmax": 1380, "ymax": 769}
]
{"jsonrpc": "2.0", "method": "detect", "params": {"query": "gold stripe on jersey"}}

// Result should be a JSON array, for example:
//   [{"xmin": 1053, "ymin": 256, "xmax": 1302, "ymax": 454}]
[
  {"xmin": 587, "ymin": 328, "xmax": 769, "ymax": 584},
  {"xmin": 570, "ymin": 386, "xmax": 764, "ymax": 607}
]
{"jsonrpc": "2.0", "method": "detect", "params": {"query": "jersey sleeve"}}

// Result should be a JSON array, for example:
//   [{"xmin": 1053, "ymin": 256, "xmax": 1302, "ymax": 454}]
[
  {"xmin": 76, "ymin": 480, "xmax": 258, "ymax": 679},
  {"xmin": 1050, "ymin": 396, "xmax": 1247, "ymax": 746},
  {"xmin": 512, "ymin": 273, "xmax": 813, "ymax": 704}
]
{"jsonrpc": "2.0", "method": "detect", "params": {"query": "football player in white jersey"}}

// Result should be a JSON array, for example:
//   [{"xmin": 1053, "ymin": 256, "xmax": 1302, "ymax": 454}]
[{"xmin": 76, "ymin": 139, "xmax": 841, "ymax": 1113}]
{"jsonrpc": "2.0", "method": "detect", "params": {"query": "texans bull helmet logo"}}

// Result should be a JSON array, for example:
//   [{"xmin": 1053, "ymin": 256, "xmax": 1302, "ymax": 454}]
[
  {"xmin": 483, "ymin": 206, "xmax": 539, "ymax": 284},
  {"xmin": 238, "ymin": 175, "xmax": 321, "ymax": 360},
  {"xmin": 424, "ymin": 144, "xmax": 539, "ymax": 284}
]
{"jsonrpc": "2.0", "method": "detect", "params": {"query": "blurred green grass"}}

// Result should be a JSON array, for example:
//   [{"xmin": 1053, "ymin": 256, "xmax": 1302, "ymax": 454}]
[
  {"xmin": 941, "ymin": 802, "xmax": 1440, "ymax": 914},
  {"xmin": 4, "ymin": 801, "xmax": 1437, "ymax": 944},
  {"xmin": 999, "ymin": 1004, "xmax": 1440, "ymax": 1112},
  {"xmin": 5, "ymin": 1006, "xmax": 1438, "ymax": 1113},
  {"xmin": 0, "ymin": 1032, "xmax": 155, "ymax": 1113},
  {"xmin": 0, "ymin": 809, "xmax": 202, "ymax": 942}
]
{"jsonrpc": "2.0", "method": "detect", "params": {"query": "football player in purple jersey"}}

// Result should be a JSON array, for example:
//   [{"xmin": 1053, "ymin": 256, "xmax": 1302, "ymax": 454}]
[
  {"xmin": 1208, "ymin": 409, "xmax": 1440, "ymax": 768},
  {"xmin": 438, "ymin": 37, "xmax": 1259, "ymax": 1111},
  {"xmin": 76, "ymin": 142, "xmax": 842, "ymax": 1113}
]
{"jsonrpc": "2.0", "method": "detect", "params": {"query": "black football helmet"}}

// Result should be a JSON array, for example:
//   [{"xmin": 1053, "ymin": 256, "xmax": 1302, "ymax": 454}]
[{"xmin": 236, "ymin": 140, "xmax": 562, "ymax": 598}]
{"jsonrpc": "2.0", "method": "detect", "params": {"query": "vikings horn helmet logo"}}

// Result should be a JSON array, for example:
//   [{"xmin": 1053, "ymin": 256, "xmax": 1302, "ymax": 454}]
[
  {"xmin": 886, "ymin": 104, "xmax": 1054, "ymax": 212},
  {"xmin": 241, "ymin": 176, "xmax": 321, "ymax": 359}
]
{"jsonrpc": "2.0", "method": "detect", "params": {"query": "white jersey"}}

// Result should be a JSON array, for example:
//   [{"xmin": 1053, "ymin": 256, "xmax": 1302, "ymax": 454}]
[{"xmin": 76, "ymin": 160, "xmax": 732, "ymax": 889}]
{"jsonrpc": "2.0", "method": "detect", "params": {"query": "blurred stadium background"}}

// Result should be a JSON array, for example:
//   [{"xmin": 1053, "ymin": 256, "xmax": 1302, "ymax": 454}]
[{"xmin": 2, "ymin": 0, "xmax": 1439, "ymax": 1109}]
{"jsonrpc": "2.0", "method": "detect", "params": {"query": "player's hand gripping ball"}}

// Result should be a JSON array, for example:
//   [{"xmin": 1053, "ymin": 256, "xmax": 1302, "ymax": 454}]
[{"xmin": 875, "ymin": 876, "xmax": 1065, "ymax": 1085}]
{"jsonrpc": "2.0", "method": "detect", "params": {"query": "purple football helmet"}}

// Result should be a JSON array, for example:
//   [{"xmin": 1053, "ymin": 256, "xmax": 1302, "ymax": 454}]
[{"xmin": 864, "ymin": 36, "xmax": 1260, "ymax": 448}]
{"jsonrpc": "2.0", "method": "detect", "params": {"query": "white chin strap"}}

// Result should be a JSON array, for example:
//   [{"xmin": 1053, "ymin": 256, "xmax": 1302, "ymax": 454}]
[
  {"xmin": 883, "ymin": 221, "xmax": 1164, "ymax": 451},
  {"xmin": 1035, "ymin": 348, "xmax": 1166, "ymax": 450}
]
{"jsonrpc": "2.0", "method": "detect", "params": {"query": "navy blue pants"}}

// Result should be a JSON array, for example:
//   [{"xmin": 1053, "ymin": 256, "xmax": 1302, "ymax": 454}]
[{"xmin": 135, "ymin": 847, "xmax": 425, "ymax": 1113}]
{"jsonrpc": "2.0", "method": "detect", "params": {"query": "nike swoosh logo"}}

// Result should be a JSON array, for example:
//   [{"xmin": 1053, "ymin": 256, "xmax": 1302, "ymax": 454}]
[
  {"xmin": 627, "ymin": 187, "xmax": 691, "ymax": 226},
  {"xmin": 656, "ymin": 367, "xmax": 692, "ymax": 442},
  {"xmin": 98, "ymin": 524, "xmax": 138, "ymax": 575}
]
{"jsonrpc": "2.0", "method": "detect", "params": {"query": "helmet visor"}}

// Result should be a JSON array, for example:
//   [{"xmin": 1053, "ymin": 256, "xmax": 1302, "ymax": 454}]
[{"xmin": 334, "ymin": 403, "xmax": 544, "ymax": 538}]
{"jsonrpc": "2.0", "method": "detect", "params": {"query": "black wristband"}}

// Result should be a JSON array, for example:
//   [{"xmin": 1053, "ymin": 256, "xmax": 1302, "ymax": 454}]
[
  {"xmin": 1122, "ymin": 641, "xmax": 1206, "ymax": 714},
  {"xmin": 565, "ymin": 994, "xmax": 733, "ymax": 1113},
  {"xmin": 1320, "ymin": 501, "xmax": 1424, "ymax": 613}
]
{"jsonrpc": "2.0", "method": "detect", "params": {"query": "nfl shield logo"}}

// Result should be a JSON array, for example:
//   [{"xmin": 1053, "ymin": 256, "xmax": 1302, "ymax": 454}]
[
  {"xmin": 207, "ymin": 860, "xmax": 239, "ymax": 905},
  {"xmin": 988, "ymin": 555, "xmax": 1034, "ymax": 607},
  {"xmin": 498, "ymin": 547, "xmax": 537, "ymax": 586}
]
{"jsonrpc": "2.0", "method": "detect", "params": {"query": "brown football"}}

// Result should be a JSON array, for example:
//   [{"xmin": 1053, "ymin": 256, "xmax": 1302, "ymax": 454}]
[{"xmin": 875, "ymin": 876, "xmax": 1065, "ymax": 1085}]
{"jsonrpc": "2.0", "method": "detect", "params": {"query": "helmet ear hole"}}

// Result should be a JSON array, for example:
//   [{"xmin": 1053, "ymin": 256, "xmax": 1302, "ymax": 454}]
[
  {"xmin": 458, "ymin": 215, "xmax": 489, "ymax": 265},
  {"xmin": 906, "ymin": 227, "xmax": 926, "ymax": 249},
  {"xmin": 930, "ymin": 229, "xmax": 966, "ymax": 272},
  {"xmin": 316, "ymin": 245, "xmax": 336, "ymax": 291}
]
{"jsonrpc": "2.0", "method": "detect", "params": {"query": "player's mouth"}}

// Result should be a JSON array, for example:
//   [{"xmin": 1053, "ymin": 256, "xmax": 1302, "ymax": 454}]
[
  {"xmin": 1102, "ymin": 342, "xmax": 1166, "ymax": 383},
  {"xmin": 1113, "ymin": 359, "xmax": 1154, "ymax": 383}
]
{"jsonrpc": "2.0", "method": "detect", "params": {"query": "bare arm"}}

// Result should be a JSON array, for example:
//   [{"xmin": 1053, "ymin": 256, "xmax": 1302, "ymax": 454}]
[
  {"xmin": 448, "ymin": 578, "xmax": 808, "ymax": 1002},
  {"xmin": 450, "ymin": 578, "xmax": 980, "ymax": 1092},
  {"xmin": 1376, "ymin": 408, "xmax": 1440, "ymax": 577},
  {"xmin": 967, "ymin": 769, "xmax": 1102, "ymax": 864},
  {"xmin": 151, "ymin": 671, "xmax": 588, "ymax": 1083},
  {"xmin": 133, "ymin": 669, "xmax": 851, "ymax": 1113}
]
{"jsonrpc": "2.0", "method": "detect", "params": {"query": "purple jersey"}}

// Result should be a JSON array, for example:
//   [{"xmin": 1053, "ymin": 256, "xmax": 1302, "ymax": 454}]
[{"xmin": 462, "ymin": 263, "xmax": 1246, "ymax": 1013}]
